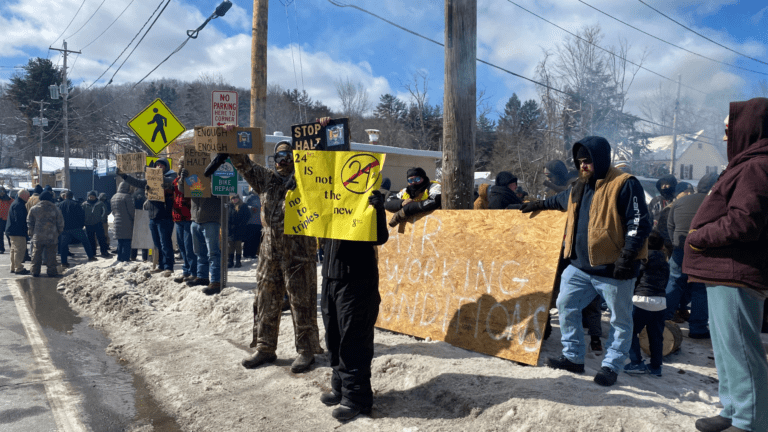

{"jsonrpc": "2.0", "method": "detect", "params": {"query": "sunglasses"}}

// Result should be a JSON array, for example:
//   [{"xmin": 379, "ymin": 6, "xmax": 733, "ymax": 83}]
[
  {"xmin": 274, "ymin": 151, "xmax": 292, "ymax": 163},
  {"xmin": 407, "ymin": 176, "xmax": 423, "ymax": 184}
]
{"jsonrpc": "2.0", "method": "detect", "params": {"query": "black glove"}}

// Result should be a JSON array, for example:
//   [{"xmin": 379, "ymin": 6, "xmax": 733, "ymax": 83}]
[
  {"xmin": 368, "ymin": 190, "xmax": 384, "ymax": 209},
  {"xmin": 388, "ymin": 209, "xmax": 407, "ymax": 227},
  {"xmin": 204, "ymin": 153, "xmax": 230, "ymax": 177},
  {"xmin": 145, "ymin": 184, "xmax": 151, "ymax": 192},
  {"xmin": 178, "ymin": 168, "xmax": 189, "ymax": 178},
  {"xmin": 520, "ymin": 200, "xmax": 545, "ymax": 213},
  {"xmin": 613, "ymin": 250, "xmax": 638, "ymax": 280}
]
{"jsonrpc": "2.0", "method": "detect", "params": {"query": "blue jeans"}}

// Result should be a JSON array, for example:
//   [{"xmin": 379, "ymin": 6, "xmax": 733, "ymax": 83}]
[
  {"xmin": 116, "ymin": 239, "xmax": 132, "ymax": 262},
  {"xmin": 149, "ymin": 218, "xmax": 174, "ymax": 271},
  {"xmin": 707, "ymin": 285, "xmax": 768, "ymax": 432},
  {"xmin": 58, "ymin": 228, "xmax": 95, "ymax": 264},
  {"xmin": 175, "ymin": 221, "xmax": 197, "ymax": 277},
  {"xmin": 629, "ymin": 306, "xmax": 665, "ymax": 369},
  {"xmin": 665, "ymin": 248, "xmax": 708, "ymax": 334},
  {"xmin": 191, "ymin": 221, "xmax": 220, "ymax": 283},
  {"xmin": 557, "ymin": 265, "xmax": 636, "ymax": 373}
]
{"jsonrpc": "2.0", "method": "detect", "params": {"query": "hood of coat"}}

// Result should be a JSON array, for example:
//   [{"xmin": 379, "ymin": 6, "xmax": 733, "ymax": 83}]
[
  {"xmin": 117, "ymin": 181, "xmax": 131, "ymax": 194},
  {"xmin": 478, "ymin": 183, "xmax": 489, "ymax": 199},
  {"xmin": 727, "ymin": 97, "xmax": 768, "ymax": 166},
  {"xmin": 571, "ymin": 136, "xmax": 611, "ymax": 180},
  {"xmin": 494, "ymin": 171, "xmax": 517, "ymax": 188},
  {"xmin": 544, "ymin": 159, "xmax": 569, "ymax": 185}
]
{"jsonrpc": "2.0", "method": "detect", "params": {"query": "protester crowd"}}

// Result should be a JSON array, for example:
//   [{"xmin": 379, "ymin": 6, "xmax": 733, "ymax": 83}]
[{"xmin": 2, "ymin": 100, "xmax": 766, "ymax": 430}]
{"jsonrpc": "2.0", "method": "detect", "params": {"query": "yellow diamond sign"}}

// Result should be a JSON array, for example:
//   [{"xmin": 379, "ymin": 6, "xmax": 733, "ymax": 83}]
[{"xmin": 127, "ymin": 98, "xmax": 185, "ymax": 155}]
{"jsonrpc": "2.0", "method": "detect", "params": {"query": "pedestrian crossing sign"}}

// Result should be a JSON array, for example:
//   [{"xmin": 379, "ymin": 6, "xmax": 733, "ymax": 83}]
[{"xmin": 127, "ymin": 98, "xmax": 185, "ymax": 155}]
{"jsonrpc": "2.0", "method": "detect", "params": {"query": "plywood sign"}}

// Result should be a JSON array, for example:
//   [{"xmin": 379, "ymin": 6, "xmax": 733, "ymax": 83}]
[
  {"xmin": 145, "ymin": 167, "xmax": 165, "ymax": 202},
  {"xmin": 194, "ymin": 126, "xmax": 264, "ymax": 154},
  {"xmin": 183, "ymin": 144, "xmax": 211, "ymax": 198},
  {"xmin": 117, "ymin": 152, "xmax": 147, "ymax": 173},
  {"xmin": 376, "ymin": 210, "xmax": 566, "ymax": 366}
]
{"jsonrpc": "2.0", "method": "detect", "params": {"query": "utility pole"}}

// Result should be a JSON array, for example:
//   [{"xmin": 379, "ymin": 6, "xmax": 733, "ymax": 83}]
[
  {"xmin": 50, "ymin": 40, "xmax": 81, "ymax": 189},
  {"xmin": 30, "ymin": 100, "xmax": 50, "ymax": 185},
  {"xmin": 442, "ymin": 0, "xmax": 477, "ymax": 209},
  {"xmin": 670, "ymin": 74, "xmax": 681, "ymax": 176},
  {"xmin": 250, "ymin": 0, "xmax": 268, "ymax": 162}
]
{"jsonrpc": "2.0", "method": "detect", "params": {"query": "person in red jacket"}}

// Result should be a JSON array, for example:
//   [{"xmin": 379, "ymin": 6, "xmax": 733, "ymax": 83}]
[
  {"xmin": 171, "ymin": 157, "xmax": 197, "ymax": 283},
  {"xmin": 0, "ymin": 186, "xmax": 12, "ymax": 254},
  {"xmin": 684, "ymin": 99, "xmax": 768, "ymax": 432}
]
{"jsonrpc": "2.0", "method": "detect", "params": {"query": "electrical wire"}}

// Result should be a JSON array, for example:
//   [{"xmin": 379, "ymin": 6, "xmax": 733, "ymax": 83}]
[
  {"xmin": 108, "ymin": 0, "xmax": 172, "ymax": 85},
  {"xmin": 65, "ymin": 0, "xmax": 107, "ymax": 40},
  {"xmin": 502, "ymin": 0, "xmax": 707, "ymax": 95},
  {"xmin": 283, "ymin": 0, "xmax": 305, "ymax": 123},
  {"xmin": 50, "ymin": 0, "xmax": 88, "ymax": 48},
  {"xmin": 638, "ymin": 0, "xmax": 768, "ymax": 67},
  {"xmin": 577, "ymin": 0, "xmax": 768, "ymax": 77},
  {"xmin": 293, "ymin": 0, "xmax": 309, "ymax": 123},
  {"xmin": 81, "ymin": 0, "xmax": 137, "ymax": 50}
]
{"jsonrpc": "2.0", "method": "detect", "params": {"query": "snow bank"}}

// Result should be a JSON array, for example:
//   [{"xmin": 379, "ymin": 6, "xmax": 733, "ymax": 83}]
[{"xmin": 57, "ymin": 260, "xmax": 727, "ymax": 431}]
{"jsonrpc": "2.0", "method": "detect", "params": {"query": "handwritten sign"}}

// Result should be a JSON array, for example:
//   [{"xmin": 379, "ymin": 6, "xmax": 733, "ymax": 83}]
[
  {"xmin": 117, "ymin": 152, "xmax": 147, "ymax": 173},
  {"xmin": 376, "ymin": 210, "xmax": 566, "ymax": 366},
  {"xmin": 284, "ymin": 150, "xmax": 385, "ymax": 241},
  {"xmin": 291, "ymin": 118, "xmax": 350, "ymax": 151},
  {"xmin": 145, "ymin": 167, "xmax": 165, "ymax": 202},
  {"xmin": 194, "ymin": 126, "xmax": 264, "ymax": 154},
  {"xmin": 183, "ymin": 145, "xmax": 211, "ymax": 198}
]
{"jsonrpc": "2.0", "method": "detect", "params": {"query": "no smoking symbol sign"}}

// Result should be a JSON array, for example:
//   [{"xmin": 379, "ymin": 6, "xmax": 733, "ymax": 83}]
[{"xmin": 341, "ymin": 154, "xmax": 381, "ymax": 194}]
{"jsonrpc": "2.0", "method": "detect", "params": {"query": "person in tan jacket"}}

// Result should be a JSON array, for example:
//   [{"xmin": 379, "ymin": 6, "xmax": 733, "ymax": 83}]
[{"xmin": 473, "ymin": 183, "xmax": 489, "ymax": 209}]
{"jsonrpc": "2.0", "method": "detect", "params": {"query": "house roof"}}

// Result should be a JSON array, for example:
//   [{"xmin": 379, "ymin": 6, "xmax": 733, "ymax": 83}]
[
  {"xmin": 644, "ymin": 130, "xmax": 709, "ymax": 161},
  {"xmin": 32, "ymin": 157, "xmax": 116, "ymax": 173}
]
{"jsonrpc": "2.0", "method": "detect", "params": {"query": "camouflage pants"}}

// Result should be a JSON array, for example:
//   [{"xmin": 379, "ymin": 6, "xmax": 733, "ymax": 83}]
[
  {"xmin": 31, "ymin": 242, "xmax": 57, "ymax": 275},
  {"xmin": 251, "ymin": 254, "xmax": 322, "ymax": 355}
]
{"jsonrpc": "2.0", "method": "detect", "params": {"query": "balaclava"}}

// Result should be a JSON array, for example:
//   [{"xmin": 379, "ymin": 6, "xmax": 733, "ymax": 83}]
[
  {"xmin": 274, "ymin": 142, "xmax": 294, "ymax": 177},
  {"xmin": 405, "ymin": 167, "xmax": 429, "ymax": 198}
]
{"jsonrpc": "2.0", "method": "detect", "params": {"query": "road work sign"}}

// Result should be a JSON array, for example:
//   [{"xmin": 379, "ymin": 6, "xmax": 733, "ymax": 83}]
[
  {"xmin": 284, "ymin": 150, "xmax": 385, "ymax": 241},
  {"xmin": 128, "ymin": 98, "xmax": 185, "ymax": 155},
  {"xmin": 212, "ymin": 90, "xmax": 238, "ymax": 126}
]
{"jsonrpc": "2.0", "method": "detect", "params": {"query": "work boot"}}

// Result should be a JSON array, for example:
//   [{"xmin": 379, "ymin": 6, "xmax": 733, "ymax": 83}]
[
  {"xmin": 695, "ymin": 415, "xmax": 732, "ymax": 432},
  {"xmin": 150, "ymin": 268, "xmax": 163, "ymax": 274},
  {"xmin": 546, "ymin": 356, "xmax": 585, "ymax": 373},
  {"xmin": 228, "ymin": 254, "xmax": 234, "ymax": 268},
  {"xmin": 173, "ymin": 274, "xmax": 187, "ymax": 283},
  {"xmin": 235, "ymin": 253, "xmax": 242, "ymax": 268},
  {"xmin": 61, "ymin": 263, "xmax": 70, "ymax": 269},
  {"xmin": 594, "ymin": 366, "xmax": 618, "ymax": 387},
  {"xmin": 162, "ymin": 270, "xmax": 173, "ymax": 277},
  {"xmin": 101, "ymin": 253, "xmax": 113, "ymax": 258},
  {"xmin": 290, "ymin": 353, "xmax": 315, "ymax": 373},
  {"xmin": 320, "ymin": 392, "xmax": 341, "ymax": 406},
  {"xmin": 202, "ymin": 282, "xmax": 221, "ymax": 296},
  {"xmin": 590, "ymin": 336, "xmax": 603, "ymax": 353},
  {"xmin": 88, "ymin": 256, "xmax": 98, "ymax": 262},
  {"xmin": 241, "ymin": 351, "xmax": 277, "ymax": 369},
  {"xmin": 331, "ymin": 405, "xmax": 371, "ymax": 421},
  {"xmin": 16, "ymin": 269, "xmax": 30, "ymax": 275},
  {"xmin": 187, "ymin": 277, "xmax": 209, "ymax": 287}
]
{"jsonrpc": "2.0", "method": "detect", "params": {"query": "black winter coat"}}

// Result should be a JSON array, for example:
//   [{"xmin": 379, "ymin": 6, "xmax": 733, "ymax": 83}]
[
  {"xmin": 488, "ymin": 185, "xmax": 522, "ymax": 209},
  {"xmin": 227, "ymin": 203, "xmax": 251, "ymax": 241},
  {"xmin": 634, "ymin": 250, "xmax": 669, "ymax": 297},
  {"xmin": 57, "ymin": 198, "xmax": 85, "ymax": 230},
  {"xmin": 6, "ymin": 197, "xmax": 28, "ymax": 237},
  {"xmin": 322, "ymin": 206, "xmax": 389, "ymax": 280}
]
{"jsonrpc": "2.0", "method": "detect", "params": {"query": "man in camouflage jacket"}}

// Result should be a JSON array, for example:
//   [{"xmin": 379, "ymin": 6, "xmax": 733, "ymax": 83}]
[
  {"xmin": 217, "ymin": 140, "xmax": 322, "ymax": 374},
  {"xmin": 27, "ymin": 191, "xmax": 65, "ymax": 276}
]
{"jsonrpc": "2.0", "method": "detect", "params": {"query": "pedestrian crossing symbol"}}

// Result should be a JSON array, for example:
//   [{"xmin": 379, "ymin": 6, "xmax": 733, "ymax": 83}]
[{"xmin": 127, "ymin": 98, "xmax": 185, "ymax": 155}]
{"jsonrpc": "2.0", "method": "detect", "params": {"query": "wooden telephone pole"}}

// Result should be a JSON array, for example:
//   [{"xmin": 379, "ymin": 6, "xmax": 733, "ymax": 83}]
[
  {"xmin": 250, "ymin": 0, "xmax": 268, "ymax": 161},
  {"xmin": 50, "ymin": 41, "xmax": 81, "ymax": 189},
  {"xmin": 442, "ymin": 0, "xmax": 477, "ymax": 209}
]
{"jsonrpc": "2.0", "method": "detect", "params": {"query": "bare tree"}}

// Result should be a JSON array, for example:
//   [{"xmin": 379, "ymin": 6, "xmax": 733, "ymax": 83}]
[{"xmin": 334, "ymin": 77, "xmax": 371, "ymax": 118}]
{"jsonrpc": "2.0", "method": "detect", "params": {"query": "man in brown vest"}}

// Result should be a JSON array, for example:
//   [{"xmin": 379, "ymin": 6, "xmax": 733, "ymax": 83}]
[{"xmin": 521, "ymin": 136, "xmax": 651, "ymax": 387}]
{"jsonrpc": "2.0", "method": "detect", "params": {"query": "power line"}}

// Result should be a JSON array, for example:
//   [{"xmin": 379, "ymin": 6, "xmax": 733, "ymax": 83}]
[
  {"xmin": 577, "ymin": 0, "xmax": 768, "ymax": 77},
  {"xmin": 65, "ymin": 0, "xmax": 108, "ymax": 40},
  {"xmin": 283, "ymin": 0, "xmax": 305, "ymax": 122},
  {"xmin": 294, "ymin": 0, "xmax": 309, "ymax": 122},
  {"xmin": 326, "ymin": 0, "xmax": 722, "ymax": 145},
  {"xmin": 108, "ymin": 0, "xmax": 172, "ymax": 84},
  {"xmin": 50, "ymin": 0, "xmax": 88, "ymax": 48},
  {"xmin": 638, "ymin": 0, "xmax": 768, "ymax": 67},
  {"xmin": 81, "ymin": 0, "xmax": 137, "ymax": 50},
  {"xmin": 502, "ymin": 0, "xmax": 708, "ymax": 95}
]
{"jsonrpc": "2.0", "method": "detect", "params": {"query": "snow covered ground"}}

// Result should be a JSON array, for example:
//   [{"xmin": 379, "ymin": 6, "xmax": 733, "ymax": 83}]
[{"xmin": 55, "ymin": 258, "xmax": 765, "ymax": 431}]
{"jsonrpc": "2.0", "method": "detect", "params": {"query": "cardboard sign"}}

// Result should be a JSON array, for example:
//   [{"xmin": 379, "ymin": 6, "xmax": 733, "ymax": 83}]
[
  {"xmin": 117, "ymin": 152, "xmax": 147, "ymax": 173},
  {"xmin": 284, "ymin": 150, "xmax": 385, "ymax": 241},
  {"xmin": 145, "ymin": 167, "xmax": 165, "ymax": 202},
  {"xmin": 194, "ymin": 126, "xmax": 264, "ymax": 154},
  {"xmin": 291, "ymin": 118, "xmax": 350, "ymax": 151},
  {"xmin": 375, "ymin": 210, "xmax": 566, "ymax": 366},
  {"xmin": 183, "ymin": 145, "xmax": 211, "ymax": 198}
]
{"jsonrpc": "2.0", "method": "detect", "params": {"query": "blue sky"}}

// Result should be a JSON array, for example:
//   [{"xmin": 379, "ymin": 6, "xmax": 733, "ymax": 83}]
[{"xmin": 1, "ymin": 0, "xmax": 767, "ymax": 123}]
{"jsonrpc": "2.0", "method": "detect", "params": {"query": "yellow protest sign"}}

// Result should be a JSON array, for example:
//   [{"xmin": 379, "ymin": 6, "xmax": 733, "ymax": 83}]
[
  {"xmin": 284, "ymin": 150, "xmax": 386, "ymax": 241},
  {"xmin": 127, "ymin": 98, "xmax": 185, "ymax": 155}
]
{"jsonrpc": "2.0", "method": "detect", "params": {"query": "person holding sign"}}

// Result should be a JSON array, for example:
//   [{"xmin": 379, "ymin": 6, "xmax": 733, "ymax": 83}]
[
  {"xmin": 519, "ymin": 137, "xmax": 652, "ymax": 387},
  {"xmin": 319, "ymin": 190, "xmax": 388, "ymax": 421},
  {"xmin": 210, "ymin": 138, "xmax": 323, "ymax": 374},
  {"xmin": 384, "ymin": 167, "xmax": 442, "ymax": 227}
]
